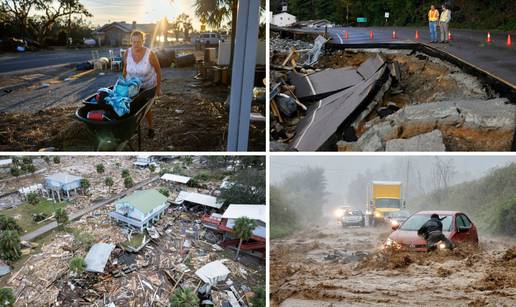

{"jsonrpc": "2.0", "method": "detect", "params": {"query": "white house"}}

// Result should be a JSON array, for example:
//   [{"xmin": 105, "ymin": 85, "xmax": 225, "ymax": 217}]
[
  {"xmin": 44, "ymin": 172, "xmax": 83, "ymax": 202},
  {"xmin": 133, "ymin": 155, "xmax": 156, "ymax": 167},
  {"xmin": 271, "ymin": 12, "xmax": 297, "ymax": 27},
  {"xmin": 108, "ymin": 189, "xmax": 168, "ymax": 232}
]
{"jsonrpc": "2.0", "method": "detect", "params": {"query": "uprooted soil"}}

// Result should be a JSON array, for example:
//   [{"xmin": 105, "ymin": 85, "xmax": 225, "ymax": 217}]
[
  {"xmin": 270, "ymin": 46, "xmax": 514, "ymax": 151},
  {"xmin": 0, "ymin": 67, "xmax": 265, "ymax": 151},
  {"xmin": 271, "ymin": 221, "xmax": 516, "ymax": 306}
]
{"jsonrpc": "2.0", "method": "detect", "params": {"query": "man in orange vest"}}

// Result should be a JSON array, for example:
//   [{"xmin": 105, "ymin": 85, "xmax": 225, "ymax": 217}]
[{"xmin": 428, "ymin": 5, "xmax": 440, "ymax": 43}]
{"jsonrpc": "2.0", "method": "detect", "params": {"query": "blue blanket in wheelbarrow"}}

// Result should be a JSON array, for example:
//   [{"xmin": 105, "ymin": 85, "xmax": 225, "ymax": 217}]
[{"xmin": 96, "ymin": 77, "xmax": 142, "ymax": 116}]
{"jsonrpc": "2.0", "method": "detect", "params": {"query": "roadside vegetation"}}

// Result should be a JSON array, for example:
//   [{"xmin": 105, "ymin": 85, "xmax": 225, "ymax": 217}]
[
  {"xmin": 278, "ymin": 0, "xmax": 516, "ymax": 31},
  {"xmin": 411, "ymin": 163, "xmax": 516, "ymax": 236},
  {"xmin": 270, "ymin": 167, "xmax": 327, "ymax": 238}
]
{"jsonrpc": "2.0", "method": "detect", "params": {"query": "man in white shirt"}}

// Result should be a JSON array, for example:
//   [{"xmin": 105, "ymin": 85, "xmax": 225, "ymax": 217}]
[{"xmin": 439, "ymin": 4, "xmax": 452, "ymax": 43}]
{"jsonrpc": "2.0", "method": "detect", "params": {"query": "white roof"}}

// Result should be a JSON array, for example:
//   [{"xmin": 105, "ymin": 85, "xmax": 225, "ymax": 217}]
[
  {"xmin": 46, "ymin": 172, "xmax": 82, "ymax": 184},
  {"xmin": 0, "ymin": 159, "xmax": 12, "ymax": 167},
  {"xmin": 175, "ymin": 191, "xmax": 222, "ymax": 209},
  {"xmin": 195, "ymin": 260, "xmax": 230, "ymax": 285},
  {"xmin": 222, "ymin": 204, "xmax": 266, "ymax": 223},
  {"xmin": 18, "ymin": 184, "xmax": 43, "ymax": 194},
  {"xmin": 372, "ymin": 181, "xmax": 402, "ymax": 185},
  {"xmin": 85, "ymin": 243, "xmax": 115, "ymax": 273},
  {"xmin": 161, "ymin": 173, "xmax": 191, "ymax": 184},
  {"xmin": 273, "ymin": 12, "xmax": 295, "ymax": 17}
]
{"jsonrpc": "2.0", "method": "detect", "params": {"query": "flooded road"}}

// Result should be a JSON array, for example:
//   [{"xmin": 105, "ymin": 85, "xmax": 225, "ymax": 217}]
[{"xmin": 271, "ymin": 220, "xmax": 516, "ymax": 306}]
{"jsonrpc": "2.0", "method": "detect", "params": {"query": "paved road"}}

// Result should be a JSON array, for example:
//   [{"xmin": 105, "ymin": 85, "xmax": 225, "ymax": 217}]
[
  {"xmin": 20, "ymin": 175, "xmax": 159, "ymax": 241},
  {"xmin": 0, "ymin": 45, "xmax": 193, "ymax": 74},
  {"xmin": 326, "ymin": 27, "xmax": 516, "ymax": 86}
]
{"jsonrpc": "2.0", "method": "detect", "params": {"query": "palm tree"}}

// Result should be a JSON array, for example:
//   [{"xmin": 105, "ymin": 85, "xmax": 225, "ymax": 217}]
[
  {"xmin": 26, "ymin": 192, "xmax": 39, "ymax": 206},
  {"xmin": 80, "ymin": 179, "xmax": 90, "ymax": 195},
  {"xmin": 194, "ymin": 0, "xmax": 236, "ymax": 64},
  {"xmin": 169, "ymin": 288, "xmax": 199, "ymax": 307},
  {"xmin": 96, "ymin": 164, "xmax": 105, "ymax": 174},
  {"xmin": 0, "ymin": 287, "xmax": 15, "ymax": 307},
  {"xmin": 55, "ymin": 208, "xmax": 69, "ymax": 230},
  {"xmin": 0, "ymin": 230, "xmax": 21, "ymax": 261},
  {"xmin": 105, "ymin": 177, "xmax": 114, "ymax": 193},
  {"xmin": 232, "ymin": 216, "xmax": 257, "ymax": 260},
  {"xmin": 0, "ymin": 216, "xmax": 22, "ymax": 233}
]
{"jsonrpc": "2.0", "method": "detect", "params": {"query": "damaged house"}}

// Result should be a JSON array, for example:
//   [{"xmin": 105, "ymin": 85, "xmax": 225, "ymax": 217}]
[
  {"xmin": 133, "ymin": 155, "xmax": 156, "ymax": 167},
  {"xmin": 108, "ymin": 189, "xmax": 168, "ymax": 232},
  {"xmin": 161, "ymin": 173, "xmax": 191, "ymax": 190},
  {"xmin": 44, "ymin": 172, "xmax": 83, "ymax": 202},
  {"xmin": 203, "ymin": 204, "xmax": 266, "ymax": 258},
  {"xmin": 174, "ymin": 191, "xmax": 223, "ymax": 212}
]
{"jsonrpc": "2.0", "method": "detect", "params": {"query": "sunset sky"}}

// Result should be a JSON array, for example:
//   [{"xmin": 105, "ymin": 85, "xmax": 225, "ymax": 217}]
[{"xmin": 82, "ymin": 0, "xmax": 204, "ymax": 29}]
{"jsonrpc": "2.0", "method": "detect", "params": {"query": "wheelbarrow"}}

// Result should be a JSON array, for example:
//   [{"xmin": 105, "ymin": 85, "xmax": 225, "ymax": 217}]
[{"xmin": 75, "ymin": 87, "xmax": 156, "ymax": 151}]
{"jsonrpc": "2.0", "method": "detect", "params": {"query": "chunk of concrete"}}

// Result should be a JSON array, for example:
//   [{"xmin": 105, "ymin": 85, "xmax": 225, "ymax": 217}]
[{"xmin": 386, "ymin": 130, "xmax": 446, "ymax": 151}]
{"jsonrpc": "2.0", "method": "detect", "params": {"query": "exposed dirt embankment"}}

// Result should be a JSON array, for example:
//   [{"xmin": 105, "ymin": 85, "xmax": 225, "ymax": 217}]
[{"xmin": 271, "ymin": 222, "xmax": 516, "ymax": 306}]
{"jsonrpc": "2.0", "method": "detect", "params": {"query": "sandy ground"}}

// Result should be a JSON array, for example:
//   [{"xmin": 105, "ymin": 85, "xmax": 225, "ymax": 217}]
[
  {"xmin": 0, "ymin": 64, "xmax": 265, "ymax": 151},
  {"xmin": 271, "ymin": 220, "xmax": 516, "ymax": 306}
]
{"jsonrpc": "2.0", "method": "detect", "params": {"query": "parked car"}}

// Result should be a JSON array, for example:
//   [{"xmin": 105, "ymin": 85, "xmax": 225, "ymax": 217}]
[
  {"xmin": 385, "ymin": 210, "xmax": 479, "ymax": 251},
  {"xmin": 341, "ymin": 209, "xmax": 366, "ymax": 227},
  {"xmin": 384, "ymin": 210, "xmax": 410, "ymax": 227},
  {"xmin": 199, "ymin": 32, "xmax": 223, "ymax": 45}
]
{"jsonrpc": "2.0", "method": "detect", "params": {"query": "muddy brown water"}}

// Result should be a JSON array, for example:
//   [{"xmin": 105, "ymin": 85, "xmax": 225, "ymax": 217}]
[{"xmin": 271, "ymin": 221, "xmax": 516, "ymax": 306}]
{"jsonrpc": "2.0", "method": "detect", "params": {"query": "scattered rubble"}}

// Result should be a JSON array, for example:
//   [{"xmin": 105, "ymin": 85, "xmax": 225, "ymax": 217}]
[{"xmin": 1, "ymin": 156, "xmax": 265, "ymax": 306}]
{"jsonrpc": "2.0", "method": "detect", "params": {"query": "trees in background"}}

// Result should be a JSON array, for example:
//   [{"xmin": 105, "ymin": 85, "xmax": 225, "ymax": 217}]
[
  {"xmin": 0, "ymin": 0, "xmax": 92, "ymax": 45},
  {"xmin": 278, "ymin": 0, "xmax": 515, "ymax": 30}
]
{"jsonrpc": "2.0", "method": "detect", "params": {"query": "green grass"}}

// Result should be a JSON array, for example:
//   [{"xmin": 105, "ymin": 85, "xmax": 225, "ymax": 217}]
[
  {"xmin": 270, "ymin": 225, "xmax": 296, "ymax": 239},
  {"xmin": 1, "ymin": 200, "xmax": 68, "ymax": 234}
]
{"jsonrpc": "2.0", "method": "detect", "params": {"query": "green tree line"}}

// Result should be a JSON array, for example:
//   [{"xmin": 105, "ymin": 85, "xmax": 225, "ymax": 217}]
[
  {"xmin": 270, "ymin": 167, "xmax": 327, "ymax": 238},
  {"xmin": 274, "ymin": 0, "xmax": 516, "ymax": 31}
]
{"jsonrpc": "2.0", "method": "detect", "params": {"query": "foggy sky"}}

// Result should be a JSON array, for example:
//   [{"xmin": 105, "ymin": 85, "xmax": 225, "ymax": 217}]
[{"xmin": 271, "ymin": 155, "xmax": 516, "ymax": 205}]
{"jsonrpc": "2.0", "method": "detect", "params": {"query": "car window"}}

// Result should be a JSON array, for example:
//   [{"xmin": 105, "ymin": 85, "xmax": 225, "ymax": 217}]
[
  {"xmin": 457, "ymin": 214, "xmax": 471, "ymax": 229},
  {"xmin": 400, "ymin": 215, "xmax": 452, "ymax": 231},
  {"xmin": 456, "ymin": 215, "xmax": 466, "ymax": 228}
]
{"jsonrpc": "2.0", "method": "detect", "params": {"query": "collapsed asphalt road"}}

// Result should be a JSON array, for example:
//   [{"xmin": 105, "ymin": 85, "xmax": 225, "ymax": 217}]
[{"xmin": 270, "ymin": 220, "xmax": 516, "ymax": 306}]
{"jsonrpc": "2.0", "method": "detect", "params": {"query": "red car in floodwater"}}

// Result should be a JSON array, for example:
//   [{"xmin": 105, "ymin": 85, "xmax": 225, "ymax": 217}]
[{"xmin": 385, "ymin": 210, "xmax": 479, "ymax": 251}]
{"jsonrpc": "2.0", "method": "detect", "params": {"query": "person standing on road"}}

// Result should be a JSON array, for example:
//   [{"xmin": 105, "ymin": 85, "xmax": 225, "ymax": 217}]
[
  {"xmin": 439, "ymin": 4, "xmax": 451, "ymax": 43},
  {"xmin": 428, "ymin": 5, "xmax": 440, "ymax": 43},
  {"xmin": 123, "ymin": 30, "xmax": 162, "ymax": 139}
]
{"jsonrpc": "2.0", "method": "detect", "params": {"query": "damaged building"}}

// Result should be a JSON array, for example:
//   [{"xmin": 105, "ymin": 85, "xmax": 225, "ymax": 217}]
[
  {"xmin": 44, "ymin": 172, "xmax": 83, "ymax": 202},
  {"xmin": 108, "ymin": 189, "xmax": 169, "ymax": 232}
]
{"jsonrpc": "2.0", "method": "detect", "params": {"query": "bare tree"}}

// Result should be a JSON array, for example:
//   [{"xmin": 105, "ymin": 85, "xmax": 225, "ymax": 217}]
[{"xmin": 431, "ymin": 157, "xmax": 456, "ymax": 204}]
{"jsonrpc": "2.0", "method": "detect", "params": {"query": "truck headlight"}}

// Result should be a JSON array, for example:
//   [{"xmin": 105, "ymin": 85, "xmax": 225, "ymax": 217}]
[
  {"xmin": 374, "ymin": 212, "xmax": 382, "ymax": 218},
  {"xmin": 439, "ymin": 243, "xmax": 446, "ymax": 249},
  {"xmin": 390, "ymin": 219, "xmax": 399, "ymax": 226}
]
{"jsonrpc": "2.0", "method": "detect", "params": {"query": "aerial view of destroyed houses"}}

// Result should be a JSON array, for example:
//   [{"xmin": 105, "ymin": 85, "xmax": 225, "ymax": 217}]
[
  {"xmin": 0, "ymin": 1, "xmax": 265, "ymax": 151},
  {"xmin": 0, "ymin": 155, "xmax": 266, "ymax": 306},
  {"xmin": 269, "ymin": 1, "xmax": 516, "ymax": 152}
]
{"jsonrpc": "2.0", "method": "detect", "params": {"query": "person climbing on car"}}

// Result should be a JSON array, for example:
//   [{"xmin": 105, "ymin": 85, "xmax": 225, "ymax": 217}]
[
  {"xmin": 123, "ymin": 30, "xmax": 162, "ymax": 139},
  {"xmin": 417, "ymin": 213, "xmax": 453, "ymax": 251}
]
